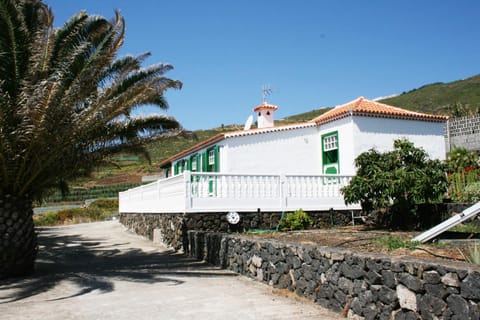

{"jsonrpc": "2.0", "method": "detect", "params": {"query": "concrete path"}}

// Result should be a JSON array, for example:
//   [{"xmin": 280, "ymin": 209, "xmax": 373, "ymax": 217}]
[{"xmin": 0, "ymin": 221, "xmax": 341, "ymax": 320}]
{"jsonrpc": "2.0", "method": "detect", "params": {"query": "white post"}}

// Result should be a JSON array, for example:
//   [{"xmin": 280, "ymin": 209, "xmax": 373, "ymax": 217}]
[
  {"xmin": 280, "ymin": 174, "xmax": 287, "ymax": 212},
  {"xmin": 184, "ymin": 170, "xmax": 192, "ymax": 212}
]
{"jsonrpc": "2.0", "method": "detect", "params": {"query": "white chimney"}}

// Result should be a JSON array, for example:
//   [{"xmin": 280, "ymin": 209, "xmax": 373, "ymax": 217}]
[{"xmin": 253, "ymin": 102, "xmax": 278, "ymax": 129}]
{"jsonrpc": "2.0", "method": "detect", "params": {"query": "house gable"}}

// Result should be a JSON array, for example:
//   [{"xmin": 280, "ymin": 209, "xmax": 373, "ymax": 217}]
[{"xmin": 311, "ymin": 96, "xmax": 448, "ymax": 125}]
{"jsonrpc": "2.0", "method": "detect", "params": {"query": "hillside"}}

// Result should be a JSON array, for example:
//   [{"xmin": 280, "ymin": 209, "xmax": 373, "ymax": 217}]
[{"xmin": 379, "ymin": 74, "xmax": 480, "ymax": 115}]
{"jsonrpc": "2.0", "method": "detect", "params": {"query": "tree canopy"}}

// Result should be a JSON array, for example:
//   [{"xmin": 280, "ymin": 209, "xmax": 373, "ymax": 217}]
[
  {"xmin": 0, "ymin": 0, "xmax": 183, "ymax": 278},
  {"xmin": 0, "ymin": 0, "xmax": 183, "ymax": 199}
]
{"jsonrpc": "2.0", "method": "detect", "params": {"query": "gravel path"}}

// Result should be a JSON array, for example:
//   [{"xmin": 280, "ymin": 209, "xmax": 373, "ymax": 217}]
[{"xmin": 0, "ymin": 221, "xmax": 341, "ymax": 320}]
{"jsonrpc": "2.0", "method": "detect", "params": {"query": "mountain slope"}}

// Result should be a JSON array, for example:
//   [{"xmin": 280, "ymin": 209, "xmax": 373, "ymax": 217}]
[{"xmin": 379, "ymin": 74, "xmax": 480, "ymax": 115}]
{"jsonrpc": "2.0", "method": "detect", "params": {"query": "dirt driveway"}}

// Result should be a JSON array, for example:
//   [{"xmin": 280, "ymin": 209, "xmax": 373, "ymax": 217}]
[{"xmin": 0, "ymin": 221, "xmax": 341, "ymax": 320}]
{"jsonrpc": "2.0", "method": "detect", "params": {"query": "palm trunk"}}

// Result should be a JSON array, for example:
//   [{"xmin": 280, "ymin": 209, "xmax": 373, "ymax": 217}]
[{"xmin": 0, "ymin": 194, "xmax": 38, "ymax": 279}]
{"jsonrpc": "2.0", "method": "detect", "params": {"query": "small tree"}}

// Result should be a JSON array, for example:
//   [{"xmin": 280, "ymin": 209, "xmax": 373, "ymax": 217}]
[{"xmin": 341, "ymin": 139, "xmax": 448, "ymax": 229}]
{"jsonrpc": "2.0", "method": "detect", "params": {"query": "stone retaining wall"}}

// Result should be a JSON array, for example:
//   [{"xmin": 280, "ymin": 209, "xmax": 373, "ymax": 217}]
[
  {"xmin": 119, "ymin": 204, "xmax": 468, "ymax": 252},
  {"xmin": 119, "ymin": 210, "xmax": 353, "ymax": 250},
  {"xmin": 186, "ymin": 231, "xmax": 480, "ymax": 320}
]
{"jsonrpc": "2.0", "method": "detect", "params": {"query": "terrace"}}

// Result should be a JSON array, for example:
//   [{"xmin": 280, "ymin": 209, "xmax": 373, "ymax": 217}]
[{"xmin": 119, "ymin": 171, "xmax": 360, "ymax": 214}]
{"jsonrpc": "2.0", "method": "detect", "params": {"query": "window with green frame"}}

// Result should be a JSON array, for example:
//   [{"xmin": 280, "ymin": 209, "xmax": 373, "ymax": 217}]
[
  {"xmin": 322, "ymin": 131, "xmax": 339, "ymax": 174},
  {"xmin": 190, "ymin": 154, "xmax": 200, "ymax": 172},
  {"xmin": 200, "ymin": 146, "xmax": 220, "ymax": 195},
  {"xmin": 174, "ymin": 159, "xmax": 190, "ymax": 175},
  {"xmin": 203, "ymin": 146, "xmax": 219, "ymax": 172}
]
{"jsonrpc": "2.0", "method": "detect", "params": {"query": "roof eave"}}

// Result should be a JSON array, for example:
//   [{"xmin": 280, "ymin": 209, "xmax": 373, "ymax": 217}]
[
  {"xmin": 158, "ymin": 133, "xmax": 226, "ymax": 167},
  {"xmin": 314, "ymin": 111, "xmax": 448, "ymax": 125}
]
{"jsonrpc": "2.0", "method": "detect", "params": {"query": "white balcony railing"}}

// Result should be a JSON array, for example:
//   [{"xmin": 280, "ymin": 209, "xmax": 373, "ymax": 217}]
[{"xmin": 119, "ymin": 171, "xmax": 360, "ymax": 213}]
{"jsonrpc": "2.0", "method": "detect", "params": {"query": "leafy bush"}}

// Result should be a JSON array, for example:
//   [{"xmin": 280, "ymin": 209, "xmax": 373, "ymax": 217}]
[
  {"xmin": 34, "ymin": 198, "xmax": 118, "ymax": 226},
  {"xmin": 446, "ymin": 147, "xmax": 478, "ymax": 173},
  {"xmin": 278, "ymin": 209, "xmax": 313, "ymax": 231},
  {"xmin": 463, "ymin": 181, "xmax": 480, "ymax": 203},
  {"xmin": 448, "ymin": 170, "xmax": 480, "ymax": 202},
  {"xmin": 341, "ymin": 139, "xmax": 447, "ymax": 229},
  {"xmin": 446, "ymin": 148, "xmax": 480, "ymax": 202},
  {"xmin": 34, "ymin": 211, "xmax": 60, "ymax": 226}
]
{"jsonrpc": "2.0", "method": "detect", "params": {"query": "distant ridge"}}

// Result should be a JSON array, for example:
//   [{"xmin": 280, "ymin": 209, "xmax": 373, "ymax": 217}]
[{"xmin": 379, "ymin": 74, "xmax": 480, "ymax": 115}]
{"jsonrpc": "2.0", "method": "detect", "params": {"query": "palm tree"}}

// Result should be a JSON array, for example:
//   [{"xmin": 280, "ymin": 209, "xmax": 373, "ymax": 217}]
[{"xmin": 0, "ymin": 0, "xmax": 183, "ymax": 278}]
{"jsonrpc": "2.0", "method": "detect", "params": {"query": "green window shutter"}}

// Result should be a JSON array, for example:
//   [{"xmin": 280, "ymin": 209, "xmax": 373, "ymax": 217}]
[
  {"xmin": 325, "ymin": 166, "xmax": 337, "ymax": 174},
  {"xmin": 214, "ymin": 146, "xmax": 220, "ymax": 172},
  {"xmin": 202, "ymin": 152, "xmax": 208, "ymax": 172},
  {"xmin": 189, "ymin": 155, "xmax": 195, "ymax": 171},
  {"xmin": 174, "ymin": 162, "xmax": 179, "ymax": 175},
  {"xmin": 324, "ymin": 150, "xmax": 338, "ymax": 164},
  {"xmin": 196, "ymin": 154, "xmax": 201, "ymax": 171}
]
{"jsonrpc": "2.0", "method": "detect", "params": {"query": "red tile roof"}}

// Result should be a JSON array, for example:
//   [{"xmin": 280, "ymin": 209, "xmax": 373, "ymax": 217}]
[
  {"xmin": 253, "ymin": 102, "xmax": 279, "ymax": 112},
  {"xmin": 311, "ymin": 97, "xmax": 448, "ymax": 124}
]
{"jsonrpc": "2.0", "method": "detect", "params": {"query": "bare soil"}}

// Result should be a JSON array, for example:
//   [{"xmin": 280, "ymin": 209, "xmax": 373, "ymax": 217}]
[{"xmin": 248, "ymin": 226, "xmax": 472, "ymax": 262}]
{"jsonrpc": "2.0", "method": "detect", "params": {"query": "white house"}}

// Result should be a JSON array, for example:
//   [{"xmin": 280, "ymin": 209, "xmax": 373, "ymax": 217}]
[
  {"xmin": 161, "ymin": 96, "xmax": 447, "ymax": 177},
  {"xmin": 119, "ymin": 97, "xmax": 447, "ymax": 214}
]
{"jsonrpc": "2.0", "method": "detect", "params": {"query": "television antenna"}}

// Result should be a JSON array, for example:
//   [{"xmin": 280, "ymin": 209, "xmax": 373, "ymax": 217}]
[{"xmin": 262, "ymin": 85, "xmax": 273, "ymax": 103}]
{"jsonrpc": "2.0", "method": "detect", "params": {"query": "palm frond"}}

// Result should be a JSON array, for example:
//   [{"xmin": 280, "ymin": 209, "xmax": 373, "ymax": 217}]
[
  {"xmin": 0, "ymin": 0, "xmax": 30, "ymax": 96},
  {"xmin": 0, "ymin": 2, "xmax": 182, "ymax": 198}
]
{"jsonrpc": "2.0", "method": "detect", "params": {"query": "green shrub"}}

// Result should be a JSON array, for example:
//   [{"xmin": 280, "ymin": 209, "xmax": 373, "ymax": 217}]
[
  {"xmin": 341, "ymin": 139, "xmax": 447, "ymax": 229},
  {"xmin": 462, "ymin": 181, "xmax": 480, "ymax": 203},
  {"xmin": 278, "ymin": 209, "xmax": 313, "ymax": 231},
  {"xmin": 448, "ymin": 169, "xmax": 480, "ymax": 202},
  {"xmin": 34, "ymin": 211, "xmax": 60, "ymax": 226},
  {"xmin": 373, "ymin": 236, "xmax": 421, "ymax": 251},
  {"xmin": 446, "ymin": 147, "xmax": 478, "ymax": 173},
  {"xmin": 34, "ymin": 198, "xmax": 118, "ymax": 226}
]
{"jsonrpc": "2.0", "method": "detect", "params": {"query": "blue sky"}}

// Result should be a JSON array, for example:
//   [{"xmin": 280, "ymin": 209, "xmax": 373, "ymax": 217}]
[{"xmin": 46, "ymin": 0, "xmax": 480, "ymax": 130}]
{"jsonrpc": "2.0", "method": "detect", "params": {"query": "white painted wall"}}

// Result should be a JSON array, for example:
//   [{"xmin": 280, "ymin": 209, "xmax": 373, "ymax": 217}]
[
  {"xmin": 170, "ymin": 116, "xmax": 446, "ymax": 177},
  {"xmin": 352, "ymin": 116, "xmax": 447, "ymax": 161},
  {"xmin": 221, "ymin": 127, "xmax": 321, "ymax": 175},
  {"xmin": 257, "ymin": 109, "xmax": 275, "ymax": 128}
]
